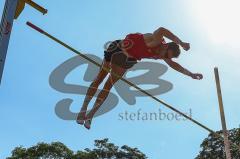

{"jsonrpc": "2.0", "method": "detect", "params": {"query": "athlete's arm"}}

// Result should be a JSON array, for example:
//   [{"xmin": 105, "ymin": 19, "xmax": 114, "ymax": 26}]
[
  {"xmin": 164, "ymin": 59, "xmax": 203, "ymax": 80},
  {"xmin": 153, "ymin": 27, "xmax": 190, "ymax": 51}
]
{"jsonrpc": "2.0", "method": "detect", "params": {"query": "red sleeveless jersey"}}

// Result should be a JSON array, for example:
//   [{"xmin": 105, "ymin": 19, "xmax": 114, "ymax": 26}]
[{"xmin": 122, "ymin": 33, "xmax": 167, "ymax": 60}]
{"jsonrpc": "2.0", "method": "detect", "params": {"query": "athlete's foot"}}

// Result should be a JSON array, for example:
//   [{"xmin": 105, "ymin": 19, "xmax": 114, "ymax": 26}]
[{"xmin": 76, "ymin": 110, "xmax": 86, "ymax": 125}]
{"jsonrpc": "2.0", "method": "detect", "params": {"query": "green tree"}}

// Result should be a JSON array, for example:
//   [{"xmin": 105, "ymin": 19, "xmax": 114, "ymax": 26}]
[
  {"xmin": 7, "ymin": 138, "xmax": 147, "ymax": 159},
  {"xmin": 196, "ymin": 128, "xmax": 240, "ymax": 159}
]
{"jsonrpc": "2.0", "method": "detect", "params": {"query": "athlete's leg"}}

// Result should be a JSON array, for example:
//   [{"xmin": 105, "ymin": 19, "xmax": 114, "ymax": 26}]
[
  {"xmin": 77, "ymin": 59, "xmax": 110, "ymax": 124},
  {"xmin": 84, "ymin": 63, "xmax": 127, "ymax": 129}
]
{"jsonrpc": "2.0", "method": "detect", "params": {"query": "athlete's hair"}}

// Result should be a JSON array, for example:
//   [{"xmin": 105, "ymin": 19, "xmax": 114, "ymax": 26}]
[{"xmin": 167, "ymin": 42, "xmax": 181, "ymax": 58}]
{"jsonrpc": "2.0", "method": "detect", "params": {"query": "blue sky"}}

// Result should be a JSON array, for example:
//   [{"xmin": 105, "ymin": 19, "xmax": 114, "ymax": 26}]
[{"xmin": 1, "ymin": 0, "xmax": 240, "ymax": 159}]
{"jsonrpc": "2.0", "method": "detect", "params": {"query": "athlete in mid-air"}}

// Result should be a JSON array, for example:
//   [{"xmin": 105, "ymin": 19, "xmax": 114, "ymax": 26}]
[{"xmin": 77, "ymin": 27, "xmax": 203, "ymax": 129}]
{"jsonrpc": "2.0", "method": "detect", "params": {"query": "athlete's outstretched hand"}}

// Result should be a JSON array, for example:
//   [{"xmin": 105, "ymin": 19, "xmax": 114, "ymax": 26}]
[
  {"xmin": 181, "ymin": 42, "xmax": 190, "ymax": 51},
  {"xmin": 191, "ymin": 73, "xmax": 203, "ymax": 80}
]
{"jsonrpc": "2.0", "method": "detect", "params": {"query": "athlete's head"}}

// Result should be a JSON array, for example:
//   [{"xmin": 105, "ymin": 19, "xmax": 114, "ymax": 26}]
[{"xmin": 166, "ymin": 42, "xmax": 181, "ymax": 58}]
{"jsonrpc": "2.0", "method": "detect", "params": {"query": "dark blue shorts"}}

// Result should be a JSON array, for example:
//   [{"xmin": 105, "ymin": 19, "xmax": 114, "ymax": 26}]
[{"xmin": 104, "ymin": 40, "xmax": 137, "ymax": 69}]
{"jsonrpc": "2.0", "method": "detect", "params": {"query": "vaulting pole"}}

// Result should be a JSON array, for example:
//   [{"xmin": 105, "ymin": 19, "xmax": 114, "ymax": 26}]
[
  {"xmin": 26, "ymin": 21, "xmax": 215, "ymax": 133},
  {"xmin": 214, "ymin": 67, "xmax": 232, "ymax": 159}
]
